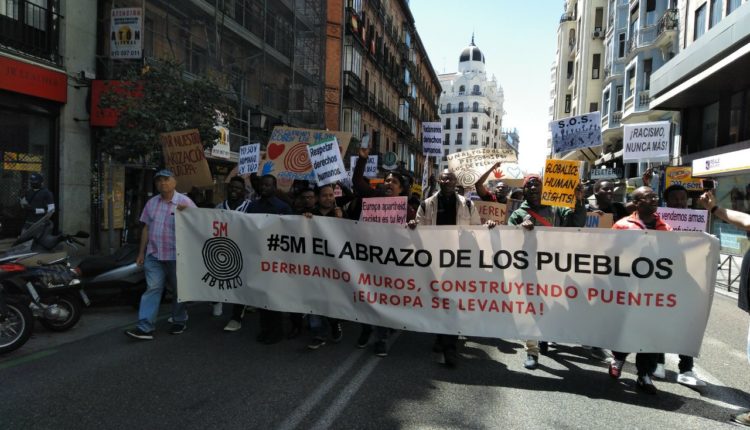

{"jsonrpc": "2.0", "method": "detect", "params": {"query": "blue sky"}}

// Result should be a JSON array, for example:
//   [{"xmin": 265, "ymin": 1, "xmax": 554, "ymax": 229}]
[{"xmin": 410, "ymin": 0, "xmax": 563, "ymax": 173}]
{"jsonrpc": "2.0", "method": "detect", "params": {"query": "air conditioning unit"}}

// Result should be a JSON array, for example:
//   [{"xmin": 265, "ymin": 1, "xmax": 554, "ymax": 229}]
[{"xmin": 592, "ymin": 29, "xmax": 604, "ymax": 39}]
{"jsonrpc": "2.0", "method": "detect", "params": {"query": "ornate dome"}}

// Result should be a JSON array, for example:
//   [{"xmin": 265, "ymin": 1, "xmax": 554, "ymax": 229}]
[{"xmin": 459, "ymin": 37, "xmax": 485, "ymax": 64}]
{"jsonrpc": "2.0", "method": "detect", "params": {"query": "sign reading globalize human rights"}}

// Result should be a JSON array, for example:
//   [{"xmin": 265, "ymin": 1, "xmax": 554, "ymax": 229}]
[{"xmin": 177, "ymin": 210, "xmax": 719, "ymax": 356}]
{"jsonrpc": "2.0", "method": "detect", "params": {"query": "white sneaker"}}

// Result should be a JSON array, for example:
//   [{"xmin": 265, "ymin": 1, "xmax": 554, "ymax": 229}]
[
  {"xmin": 223, "ymin": 320, "xmax": 241, "ymax": 332},
  {"xmin": 211, "ymin": 302, "xmax": 223, "ymax": 317},
  {"xmin": 653, "ymin": 363, "xmax": 666, "ymax": 379},
  {"xmin": 677, "ymin": 371, "xmax": 707, "ymax": 387}
]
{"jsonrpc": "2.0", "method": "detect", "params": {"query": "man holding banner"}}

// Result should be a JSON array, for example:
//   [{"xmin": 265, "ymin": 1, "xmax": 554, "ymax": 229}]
[{"xmin": 508, "ymin": 173, "xmax": 586, "ymax": 370}]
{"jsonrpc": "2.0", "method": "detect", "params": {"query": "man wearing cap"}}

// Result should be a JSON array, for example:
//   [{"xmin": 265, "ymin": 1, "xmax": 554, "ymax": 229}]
[
  {"xmin": 507, "ymin": 173, "xmax": 586, "ymax": 370},
  {"xmin": 20, "ymin": 173, "xmax": 55, "ymax": 231},
  {"xmin": 125, "ymin": 169, "xmax": 197, "ymax": 340}
]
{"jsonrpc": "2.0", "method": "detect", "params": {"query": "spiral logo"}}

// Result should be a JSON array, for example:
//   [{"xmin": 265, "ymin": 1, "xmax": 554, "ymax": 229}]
[
  {"xmin": 284, "ymin": 143, "xmax": 312, "ymax": 173},
  {"xmin": 201, "ymin": 237, "xmax": 243, "ymax": 290},
  {"xmin": 456, "ymin": 170, "xmax": 480, "ymax": 187}
]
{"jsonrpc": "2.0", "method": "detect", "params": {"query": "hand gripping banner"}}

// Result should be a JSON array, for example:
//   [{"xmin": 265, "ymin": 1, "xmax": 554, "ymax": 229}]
[{"xmin": 176, "ymin": 210, "xmax": 719, "ymax": 357}]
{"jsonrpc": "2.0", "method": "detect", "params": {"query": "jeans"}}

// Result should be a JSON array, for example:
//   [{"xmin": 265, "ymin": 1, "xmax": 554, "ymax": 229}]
[
  {"xmin": 612, "ymin": 351, "xmax": 658, "ymax": 377},
  {"xmin": 136, "ymin": 254, "xmax": 187, "ymax": 332},
  {"xmin": 310, "ymin": 315, "xmax": 340, "ymax": 338},
  {"xmin": 656, "ymin": 353, "xmax": 694, "ymax": 373}
]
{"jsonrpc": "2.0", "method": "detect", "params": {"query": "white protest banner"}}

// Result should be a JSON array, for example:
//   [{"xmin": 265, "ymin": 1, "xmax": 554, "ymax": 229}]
[
  {"xmin": 447, "ymin": 148, "xmax": 519, "ymax": 187},
  {"xmin": 238, "ymin": 143, "xmax": 260, "ymax": 175},
  {"xmin": 110, "ymin": 8, "xmax": 143, "ymax": 59},
  {"xmin": 211, "ymin": 126, "xmax": 231, "ymax": 159},
  {"xmin": 422, "ymin": 122, "xmax": 443, "ymax": 156},
  {"xmin": 623, "ymin": 121, "xmax": 670, "ymax": 163},
  {"xmin": 474, "ymin": 201, "xmax": 508, "ymax": 225},
  {"xmin": 308, "ymin": 137, "xmax": 348, "ymax": 186},
  {"xmin": 177, "ymin": 211, "xmax": 719, "ymax": 356},
  {"xmin": 657, "ymin": 208, "xmax": 708, "ymax": 232},
  {"xmin": 550, "ymin": 112, "xmax": 602, "ymax": 154},
  {"xmin": 360, "ymin": 197, "xmax": 408, "ymax": 224},
  {"xmin": 350, "ymin": 156, "xmax": 378, "ymax": 178}
]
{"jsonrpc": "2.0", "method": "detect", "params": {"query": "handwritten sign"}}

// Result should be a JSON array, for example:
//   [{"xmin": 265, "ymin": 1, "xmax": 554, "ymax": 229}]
[
  {"xmin": 623, "ymin": 121, "xmax": 670, "ymax": 162},
  {"xmin": 550, "ymin": 112, "xmax": 602, "ymax": 153},
  {"xmin": 422, "ymin": 122, "xmax": 443, "ymax": 156},
  {"xmin": 541, "ymin": 159, "xmax": 580, "ymax": 209},
  {"xmin": 665, "ymin": 166, "xmax": 703, "ymax": 191},
  {"xmin": 585, "ymin": 212, "xmax": 614, "ymax": 228},
  {"xmin": 446, "ymin": 148, "xmax": 518, "ymax": 187},
  {"xmin": 238, "ymin": 143, "xmax": 260, "ymax": 175},
  {"xmin": 160, "ymin": 129, "xmax": 213, "ymax": 192},
  {"xmin": 657, "ymin": 208, "xmax": 708, "ymax": 232},
  {"xmin": 211, "ymin": 125, "xmax": 231, "ymax": 159},
  {"xmin": 350, "ymin": 155, "xmax": 378, "ymax": 178},
  {"xmin": 474, "ymin": 201, "xmax": 508, "ymax": 225},
  {"xmin": 360, "ymin": 196, "xmax": 408, "ymax": 224},
  {"xmin": 308, "ymin": 137, "xmax": 348, "ymax": 186}
]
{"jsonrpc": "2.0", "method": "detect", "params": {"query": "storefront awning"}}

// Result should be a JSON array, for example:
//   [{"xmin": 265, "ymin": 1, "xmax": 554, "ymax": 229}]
[{"xmin": 692, "ymin": 147, "xmax": 750, "ymax": 177}]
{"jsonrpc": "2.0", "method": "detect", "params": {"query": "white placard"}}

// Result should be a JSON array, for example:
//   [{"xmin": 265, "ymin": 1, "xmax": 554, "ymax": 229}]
[
  {"xmin": 238, "ymin": 143, "xmax": 260, "ymax": 175},
  {"xmin": 307, "ymin": 137, "xmax": 348, "ymax": 186},
  {"xmin": 350, "ymin": 156, "xmax": 378, "ymax": 178},
  {"xmin": 211, "ymin": 126, "xmax": 231, "ymax": 159},
  {"xmin": 623, "ymin": 121, "xmax": 671, "ymax": 163},
  {"xmin": 110, "ymin": 8, "xmax": 143, "ymax": 59},
  {"xmin": 422, "ymin": 122, "xmax": 443, "ymax": 156},
  {"xmin": 550, "ymin": 112, "xmax": 602, "ymax": 153},
  {"xmin": 657, "ymin": 208, "xmax": 708, "ymax": 232}
]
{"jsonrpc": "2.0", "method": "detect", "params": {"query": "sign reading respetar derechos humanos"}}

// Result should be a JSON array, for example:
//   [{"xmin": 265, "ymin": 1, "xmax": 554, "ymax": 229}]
[
  {"xmin": 176, "ymin": 210, "xmax": 719, "ymax": 356},
  {"xmin": 421, "ymin": 122, "xmax": 443, "ymax": 156}
]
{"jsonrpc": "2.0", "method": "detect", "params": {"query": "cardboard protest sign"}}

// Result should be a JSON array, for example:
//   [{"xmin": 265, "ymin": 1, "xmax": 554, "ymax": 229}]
[
  {"xmin": 422, "ymin": 122, "xmax": 443, "ymax": 156},
  {"xmin": 550, "ymin": 112, "xmax": 602, "ymax": 153},
  {"xmin": 261, "ymin": 127, "xmax": 352, "ymax": 190},
  {"xmin": 657, "ymin": 208, "xmax": 708, "ymax": 232},
  {"xmin": 665, "ymin": 166, "xmax": 703, "ymax": 191},
  {"xmin": 474, "ymin": 201, "xmax": 508, "ymax": 225},
  {"xmin": 238, "ymin": 143, "xmax": 260, "ymax": 175},
  {"xmin": 360, "ymin": 196, "xmax": 408, "ymax": 224},
  {"xmin": 447, "ymin": 148, "xmax": 518, "ymax": 187},
  {"xmin": 541, "ymin": 159, "xmax": 581, "ymax": 209},
  {"xmin": 623, "ymin": 121, "xmax": 670, "ymax": 162},
  {"xmin": 350, "ymin": 156, "xmax": 378, "ymax": 178},
  {"xmin": 585, "ymin": 212, "xmax": 614, "ymax": 228},
  {"xmin": 160, "ymin": 129, "xmax": 213, "ymax": 192},
  {"xmin": 307, "ymin": 137, "xmax": 348, "ymax": 186},
  {"xmin": 211, "ymin": 125, "xmax": 230, "ymax": 159}
]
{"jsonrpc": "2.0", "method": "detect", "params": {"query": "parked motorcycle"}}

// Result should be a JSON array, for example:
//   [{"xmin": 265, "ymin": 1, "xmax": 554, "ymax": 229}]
[
  {"xmin": 0, "ymin": 263, "xmax": 33, "ymax": 354},
  {"xmin": 73, "ymin": 244, "xmax": 146, "ymax": 307}
]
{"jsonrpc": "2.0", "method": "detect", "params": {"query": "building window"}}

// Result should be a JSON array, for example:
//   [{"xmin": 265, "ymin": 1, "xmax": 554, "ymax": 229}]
[
  {"xmin": 472, "ymin": 85, "xmax": 480, "ymax": 95},
  {"xmin": 564, "ymin": 95, "xmax": 572, "ymax": 113},
  {"xmin": 626, "ymin": 67, "xmax": 635, "ymax": 98},
  {"xmin": 470, "ymin": 133, "xmax": 478, "ymax": 145},
  {"xmin": 471, "ymin": 117, "xmax": 478, "ymax": 129},
  {"xmin": 603, "ymin": 90, "xmax": 610, "ymax": 116},
  {"xmin": 443, "ymin": 149, "xmax": 448, "ymax": 161},
  {"xmin": 592, "ymin": 54, "xmax": 601, "ymax": 79},
  {"xmin": 709, "ymin": 0, "xmax": 722, "ymax": 29},
  {"xmin": 695, "ymin": 4, "xmax": 707, "ymax": 40},
  {"xmin": 616, "ymin": 85, "xmax": 623, "ymax": 110},
  {"xmin": 459, "ymin": 85, "xmax": 465, "ymax": 95},
  {"xmin": 643, "ymin": 58, "xmax": 653, "ymax": 91},
  {"xmin": 444, "ymin": 117, "xmax": 451, "ymax": 129},
  {"xmin": 458, "ymin": 102, "xmax": 464, "ymax": 112},
  {"xmin": 446, "ymin": 102, "xmax": 451, "ymax": 113},
  {"xmin": 472, "ymin": 102, "xmax": 479, "ymax": 112},
  {"xmin": 728, "ymin": 90, "xmax": 750, "ymax": 144},
  {"xmin": 444, "ymin": 133, "xmax": 450, "ymax": 145},
  {"xmin": 702, "ymin": 101, "xmax": 719, "ymax": 148},
  {"xmin": 347, "ymin": 0, "xmax": 363, "ymax": 13},
  {"xmin": 342, "ymin": 108, "xmax": 362, "ymax": 138},
  {"xmin": 457, "ymin": 117, "xmax": 463, "ymax": 129},
  {"xmin": 567, "ymin": 61, "xmax": 574, "ymax": 80},
  {"xmin": 618, "ymin": 33, "xmax": 626, "ymax": 58},
  {"xmin": 343, "ymin": 37, "xmax": 362, "ymax": 77},
  {"xmin": 456, "ymin": 133, "xmax": 463, "ymax": 145},
  {"xmin": 645, "ymin": 0, "xmax": 657, "ymax": 26},
  {"xmin": 728, "ymin": 0, "xmax": 742, "ymax": 15},
  {"xmin": 589, "ymin": 103, "xmax": 598, "ymax": 113},
  {"xmin": 595, "ymin": 7, "xmax": 604, "ymax": 30}
]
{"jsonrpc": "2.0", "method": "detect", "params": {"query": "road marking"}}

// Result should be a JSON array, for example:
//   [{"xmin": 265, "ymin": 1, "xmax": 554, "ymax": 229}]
[
  {"xmin": 0, "ymin": 349, "xmax": 58, "ymax": 370},
  {"xmin": 665, "ymin": 354, "xmax": 748, "ymax": 411},
  {"xmin": 309, "ymin": 333, "xmax": 401, "ymax": 430},
  {"xmin": 276, "ymin": 346, "xmax": 367, "ymax": 430}
]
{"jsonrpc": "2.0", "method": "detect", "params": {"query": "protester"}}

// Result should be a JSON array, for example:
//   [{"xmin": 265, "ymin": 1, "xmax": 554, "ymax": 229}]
[
  {"xmin": 408, "ymin": 169, "xmax": 496, "ymax": 367},
  {"xmin": 587, "ymin": 179, "xmax": 627, "ymax": 222},
  {"xmin": 507, "ymin": 173, "xmax": 586, "ymax": 370},
  {"xmin": 652, "ymin": 184, "xmax": 705, "ymax": 386},
  {"xmin": 305, "ymin": 184, "xmax": 345, "ymax": 350},
  {"xmin": 509, "ymin": 188, "xmax": 524, "ymax": 201},
  {"xmin": 608, "ymin": 186, "xmax": 672, "ymax": 394},
  {"xmin": 699, "ymin": 191, "xmax": 750, "ymax": 425},
  {"xmin": 219, "ymin": 177, "xmax": 253, "ymax": 327},
  {"xmin": 474, "ymin": 161, "xmax": 509, "ymax": 203},
  {"xmin": 350, "ymin": 147, "xmax": 416, "ymax": 357},
  {"xmin": 20, "ymin": 173, "xmax": 55, "ymax": 231},
  {"xmin": 125, "ymin": 169, "xmax": 197, "ymax": 340},
  {"xmin": 287, "ymin": 185, "xmax": 318, "ymax": 339}
]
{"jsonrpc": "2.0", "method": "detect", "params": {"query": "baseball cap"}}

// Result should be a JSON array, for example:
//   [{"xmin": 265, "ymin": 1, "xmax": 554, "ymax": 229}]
[
  {"xmin": 522, "ymin": 174, "xmax": 542, "ymax": 188},
  {"xmin": 30, "ymin": 173, "xmax": 44, "ymax": 184},
  {"xmin": 154, "ymin": 169, "xmax": 175, "ymax": 179}
]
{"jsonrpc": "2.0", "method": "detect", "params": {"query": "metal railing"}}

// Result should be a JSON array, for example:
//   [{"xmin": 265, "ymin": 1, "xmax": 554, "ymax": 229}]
[
  {"xmin": 0, "ymin": 0, "xmax": 62, "ymax": 65},
  {"xmin": 657, "ymin": 9, "xmax": 679, "ymax": 37},
  {"xmin": 638, "ymin": 90, "xmax": 650, "ymax": 108}
]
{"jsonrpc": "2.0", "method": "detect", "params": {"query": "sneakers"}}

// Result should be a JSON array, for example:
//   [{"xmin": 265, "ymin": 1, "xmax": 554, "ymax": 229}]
[
  {"xmin": 589, "ymin": 347, "xmax": 611, "ymax": 361},
  {"xmin": 169, "ymin": 323, "xmax": 187, "ymax": 335},
  {"xmin": 609, "ymin": 359, "xmax": 624, "ymax": 379},
  {"xmin": 211, "ymin": 302, "xmax": 223, "ymax": 317},
  {"xmin": 330, "ymin": 322, "xmax": 343, "ymax": 343},
  {"xmin": 374, "ymin": 340, "xmax": 388, "ymax": 357},
  {"xmin": 653, "ymin": 363, "xmax": 666, "ymax": 379},
  {"xmin": 307, "ymin": 337, "xmax": 326, "ymax": 350},
  {"xmin": 356, "ymin": 330, "xmax": 370, "ymax": 349},
  {"xmin": 732, "ymin": 411, "xmax": 750, "ymax": 427},
  {"xmin": 224, "ymin": 319, "xmax": 242, "ymax": 332},
  {"xmin": 524, "ymin": 354, "xmax": 539, "ymax": 370},
  {"xmin": 636, "ymin": 375, "xmax": 657, "ymax": 395},
  {"xmin": 677, "ymin": 371, "xmax": 706, "ymax": 387},
  {"xmin": 443, "ymin": 348, "xmax": 458, "ymax": 367},
  {"xmin": 125, "ymin": 328, "xmax": 154, "ymax": 340}
]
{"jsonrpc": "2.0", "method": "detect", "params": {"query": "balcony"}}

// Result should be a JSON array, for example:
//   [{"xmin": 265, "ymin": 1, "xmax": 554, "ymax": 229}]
[
  {"xmin": 471, "ymin": 124, "xmax": 479, "ymax": 129},
  {"xmin": 470, "ymin": 140, "xmax": 479, "ymax": 145},
  {"xmin": 638, "ymin": 90, "xmax": 650, "ymax": 108},
  {"xmin": 654, "ymin": 9, "xmax": 679, "ymax": 50},
  {"xmin": 0, "ymin": 0, "xmax": 63, "ymax": 65},
  {"xmin": 560, "ymin": 12, "xmax": 575, "ymax": 23},
  {"xmin": 454, "ymin": 140, "xmax": 462, "ymax": 145},
  {"xmin": 471, "ymin": 90, "xmax": 482, "ymax": 95},
  {"xmin": 611, "ymin": 111, "xmax": 622, "ymax": 127},
  {"xmin": 624, "ymin": 95, "xmax": 634, "ymax": 112},
  {"xmin": 626, "ymin": 26, "xmax": 658, "ymax": 57}
]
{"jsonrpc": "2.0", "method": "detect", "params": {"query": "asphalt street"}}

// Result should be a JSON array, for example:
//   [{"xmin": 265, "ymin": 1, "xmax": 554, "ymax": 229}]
[{"xmin": 1, "ymin": 292, "xmax": 749, "ymax": 429}]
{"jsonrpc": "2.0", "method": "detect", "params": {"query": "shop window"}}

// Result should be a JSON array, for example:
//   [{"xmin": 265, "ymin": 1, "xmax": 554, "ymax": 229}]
[{"xmin": 702, "ymin": 101, "xmax": 719, "ymax": 149}]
